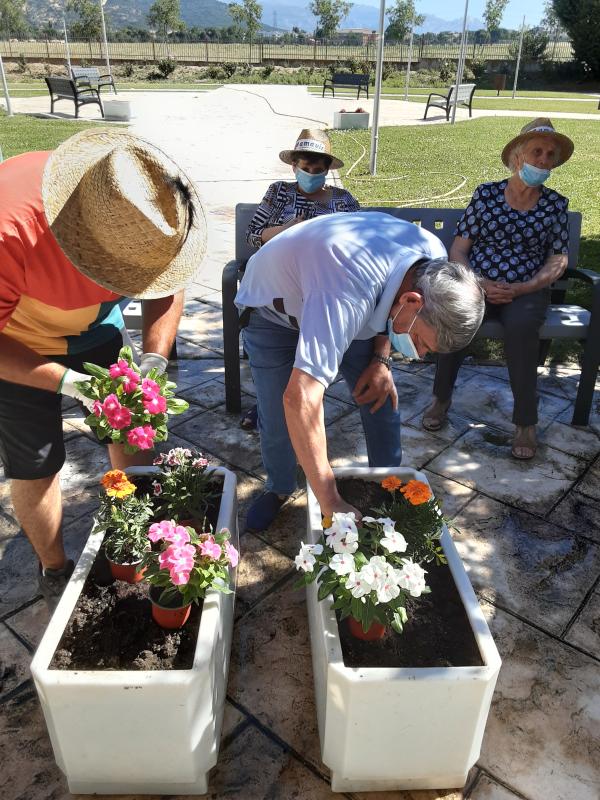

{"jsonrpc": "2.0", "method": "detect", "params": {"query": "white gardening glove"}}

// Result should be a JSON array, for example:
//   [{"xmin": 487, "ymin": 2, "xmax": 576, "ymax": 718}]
[
  {"xmin": 59, "ymin": 369, "xmax": 96, "ymax": 412},
  {"xmin": 140, "ymin": 352, "xmax": 168, "ymax": 377}
]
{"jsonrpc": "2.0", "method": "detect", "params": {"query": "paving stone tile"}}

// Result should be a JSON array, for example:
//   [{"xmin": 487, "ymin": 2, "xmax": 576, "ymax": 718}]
[
  {"xmin": 392, "ymin": 359, "xmax": 436, "ymax": 376},
  {"xmin": 480, "ymin": 604, "xmax": 600, "ymax": 800},
  {"xmin": 548, "ymin": 490, "xmax": 600, "ymax": 544},
  {"xmin": 465, "ymin": 363, "xmax": 585, "ymax": 403},
  {"xmin": 215, "ymin": 360, "xmax": 257, "ymax": 397},
  {"xmin": 421, "ymin": 471, "xmax": 477, "ymax": 520},
  {"xmin": 178, "ymin": 379, "xmax": 254, "ymax": 410},
  {"xmin": 221, "ymin": 700, "xmax": 248, "ymax": 739},
  {"xmin": 575, "ymin": 459, "xmax": 600, "ymax": 502},
  {"xmin": 556, "ymin": 393, "xmax": 600, "ymax": 437},
  {"xmin": 173, "ymin": 335, "xmax": 222, "ymax": 359},
  {"xmin": 445, "ymin": 372, "xmax": 572, "ymax": 434},
  {"xmin": 0, "ymin": 522, "xmax": 40, "ymax": 617},
  {"xmin": 564, "ymin": 589, "xmax": 600, "ymax": 659},
  {"xmin": 167, "ymin": 357, "xmax": 225, "ymax": 391},
  {"xmin": 253, "ymin": 494, "xmax": 307, "ymax": 559},
  {"xmin": 469, "ymin": 774, "xmax": 525, "ymax": 799},
  {"xmin": 392, "ymin": 370, "xmax": 436, "ymax": 422},
  {"xmin": 177, "ymin": 301, "xmax": 224, "ymax": 353},
  {"xmin": 351, "ymin": 785, "xmax": 466, "ymax": 800},
  {"xmin": 4, "ymin": 600, "xmax": 49, "ymax": 651},
  {"xmin": 538, "ymin": 419, "xmax": 600, "ymax": 461},
  {"xmin": 406, "ymin": 409, "xmax": 473, "ymax": 444},
  {"xmin": 0, "ymin": 623, "xmax": 33, "ymax": 698},
  {"xmin": 427, "ymin": 425, "xmax": 586, "ymax": 515},
  {"xmin": 453, "ymin": 496, "xmax": 600, "ymax": 634},
  {"xmin": 235, "ymin": 533, "xmax": 295, "ymax": 620},
  {"xmin": 207, "ymin": 723, "xmax": 332, "ymax": 799},
  {"xmin": 228, "ymin": 576, "xmax": 322, "ymax": 769}
]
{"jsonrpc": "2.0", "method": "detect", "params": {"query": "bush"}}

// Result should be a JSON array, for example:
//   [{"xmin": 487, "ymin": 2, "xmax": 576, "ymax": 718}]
[
  {"xmin": 468, "ymin": 58, "xmax": 487, "ymax": 80},
  {"xmin": 222, "ymin": 62, "xmax": 237, "ymax": 78},
  {"xmin": 122, "ymin": 61, "xmax": 135, "ymax": 78},
  {"xmin": 16, "ymin": 53, "xmax": 27, "ymax": 73},
  {"xmin": 206, "ymin": 65, "xmax": 225, "ymax": 80},
  {"xmin": 261, "ymin": 64, "xmax": 274, "ymax": 79},
  {"xmin": 439, "ymin": 60, "xmax": 453, "ymax": 83},
  {"xmin": 157, "ymin": 58, "xmax": 176, "ymax": 79}
]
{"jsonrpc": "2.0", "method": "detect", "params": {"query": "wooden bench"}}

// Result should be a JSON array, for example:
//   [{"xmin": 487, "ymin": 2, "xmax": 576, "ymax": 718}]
[
  {"xmin": 322, "ymin": 72, "xmax": 369, "ymax": 100},
  {"xmin": 424, "ymin": 83, "xmax": 476, "ymax": 121},
  {"xmin": 44, "ymin": 76, "xmax": 104, "ymax": 118},
  {"xmin": 71, "ymin": 66, "xmax": 117, "ymax": 95},
  {"xmin": 222, "ymin": 204, "xmax": 599, "ymax": 425}
]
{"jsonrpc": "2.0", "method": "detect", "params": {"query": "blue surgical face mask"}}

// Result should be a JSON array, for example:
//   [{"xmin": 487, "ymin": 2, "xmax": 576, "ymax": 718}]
[
  {"xmin": 295, "ymin": 166, "xmax": 327, "ymax": 194},
  {"xmin": 519, "ymin": 162, "xmax": 551, "ymax": 187},
  {"xmin": 387, "ymin": 305, "xmax": 421, "ymax": 360}
]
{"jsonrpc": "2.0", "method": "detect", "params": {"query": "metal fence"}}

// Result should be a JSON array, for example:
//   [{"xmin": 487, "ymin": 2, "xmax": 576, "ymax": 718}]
[{"xmin": 0, "ymin": 38, "xmax": 575, "ymax": 65}]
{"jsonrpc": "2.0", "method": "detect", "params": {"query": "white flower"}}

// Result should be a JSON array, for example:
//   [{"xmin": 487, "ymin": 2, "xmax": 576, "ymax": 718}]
[
  {"xmin": 368, "ymin": 555, "xmax": 388, "ymax": 584},
  {"xmin": 329, "ymin": 553, "xmax": 355, "ymax": 576},
  {"xmin": 345, "ymin": 567, "xmax": 375, "ymax": 598},
  {"xmin": 376, "ymin": 516, "xmax": 395, "ymax": 529},
  {"xmin": 395, "ymin": 559, "xmax": 428, "ymax": 597},
  {"xmin": 329, "ymin": 512, "xmax": 358, "ymax": 536},
  {"xmin": 294, "ymin": 541, "xmax": 323, "ymax": 573},
  {"xmin": 326, "ymin": 528, "xmax": 359, "ymax": 555},
  {"xmin": 380, "ymin": 529, "xmax": 408, "ymax": 553},
  {"xmin": 375, "ymin": 574, "xmax": 401, "ymax": 603},
  {"xmin": 362, "ymin": 516, "xmax": 376, "ymax": 523}
]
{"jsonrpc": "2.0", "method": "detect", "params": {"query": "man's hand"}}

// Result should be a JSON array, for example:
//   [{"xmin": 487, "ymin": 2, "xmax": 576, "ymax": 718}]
[
  {"xmin": 352, "ymin": 362, "xmax": 398, "ymax": 414},
  {"xmin": 59, "ymin": 369, "xmax": 95, "ymax": 411},
  {"xmin": 325, "ymin": 495, "xmax": 363, "ymax": 522},
  {"xmin": 140, "ymin": 352, "xmax": 168, "ymax": 377}
]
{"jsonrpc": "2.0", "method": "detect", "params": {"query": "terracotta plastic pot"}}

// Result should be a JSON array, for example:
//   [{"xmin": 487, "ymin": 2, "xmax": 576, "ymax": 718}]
[
  {"xmin": 347, "ymin": 616, "xmax": 386, "ymax": 641},
  {"xmin": 107, "ymin": 557, "xmax": 146, "ymax": 584},
  {"xmin": 149, "ymin": 586, "xmax": 191, "ymax": 629}
]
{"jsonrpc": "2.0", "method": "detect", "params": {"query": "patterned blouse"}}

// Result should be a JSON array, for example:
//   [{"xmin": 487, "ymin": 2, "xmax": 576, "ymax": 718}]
[
  {"xmin": 246, "ymin": 181, "xmax": 360, "ymax": 249},
  {"xmin": 455, "ymin": 179, "xmax": 569, "ymax": 283}
]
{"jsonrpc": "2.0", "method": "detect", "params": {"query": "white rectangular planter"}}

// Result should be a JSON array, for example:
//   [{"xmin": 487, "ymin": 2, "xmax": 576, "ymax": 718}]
[
  {"xmin": 306, "ymin": 466, "xmax": 501, "ymax": 793},
  {"xmin": 103, "ymin": 98, "xmax": 131, "ymax": 121},
  {"xmin": 30, "ymin": 466, "xmax": 238, "ymax": 796},
  {"xmin": 333, "ymin": 111, "xmax": 369, "ymax": 129}
]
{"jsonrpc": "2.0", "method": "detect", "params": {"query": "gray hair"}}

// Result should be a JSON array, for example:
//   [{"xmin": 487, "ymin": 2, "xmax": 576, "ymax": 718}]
[{"xmin": 410, "ymin": 258, "xmax": 485, "ymax": 352}]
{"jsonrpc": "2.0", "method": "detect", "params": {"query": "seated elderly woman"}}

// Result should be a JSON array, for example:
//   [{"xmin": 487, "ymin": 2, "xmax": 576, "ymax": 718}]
[
  {"xmin": 422, "ymin": 118, "xmax": 574, "ymax": 460},
  {"xmin": 241, "ymin": 128, "xmax": 360, "ymax": 430}
]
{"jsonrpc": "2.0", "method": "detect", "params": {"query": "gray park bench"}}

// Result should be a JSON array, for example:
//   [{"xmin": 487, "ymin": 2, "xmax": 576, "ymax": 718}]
[
  {"xmin": 44, "ymin": 76, "xmax": 104, "ymax": 118},
  {"xmin": 71, "ymin": 66, "xmax": 117, "ymax": 95},
  {"xmin": 424, "ymin": 83, "xmax": 476, "ymax": 120},
  {"xmin": 222, "ymin": 204, "xmax": 599, "ymax": 426},
  {"xmin": 323, "ymin": 72, "xmax": 369, "ymax": 100}
]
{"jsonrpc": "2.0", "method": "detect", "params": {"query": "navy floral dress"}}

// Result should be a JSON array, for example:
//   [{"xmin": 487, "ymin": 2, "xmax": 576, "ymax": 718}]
[
  {"xmin": 246, "ymin": 181, "xmax": 360, "ymax": 249},
  {"xmin": 455, "ymin": 179, "xmax": 569, "ymax": 283}
]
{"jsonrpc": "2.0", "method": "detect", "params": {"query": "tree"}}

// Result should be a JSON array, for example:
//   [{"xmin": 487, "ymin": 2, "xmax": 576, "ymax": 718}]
[
  {"xmin": 66, "ymin": 0, "xmax": 103, "ymax": 40},
  {"xmin": 483, "ymin": 0, "xmax": 510, "ymax": 42},
  {"xmin": 0, "ymin": 0, "xmax": 28, "ymax": 37},
  {"xmin": 541, "ymin": 0, "xmax": 565, "ymax": 37},
  {"xmin": 385, "ymin": 0, "xmax": 424, "ymax": 42},
  {"xmin": 508, "ymin": 28, "xmax": 549, "ymax": 63},
  {"xmin": 309, "ymin": 0, "xmax": 352, "ymax": 40},
  {"xmin": 552, "ymin": 0, "xmax": 600, "ymax": 78},
  {"xmin": 147, "ymin": 0, "xmax": 183, "ymax": 42},
  {"xmin": 228, "ymin": 0, "xmax": 263, "ymax": 43}
]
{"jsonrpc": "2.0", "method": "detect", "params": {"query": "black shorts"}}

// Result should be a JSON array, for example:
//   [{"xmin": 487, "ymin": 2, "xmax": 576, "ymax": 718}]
[{"xmin": 0, "ymin": 335, "xmax": 123, "ymax": 481}]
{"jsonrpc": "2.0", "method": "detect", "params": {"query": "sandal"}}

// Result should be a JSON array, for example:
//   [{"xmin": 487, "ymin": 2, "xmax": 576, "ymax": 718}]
[
  {"xmin": 240, "ymin": 404, "xmax": 258, "ymax": 431},
  {"xmin": 511, "ymin": 425, "xmax": 537, "ymax": 460},
  {"xmin": 422, "ymin": 399, "xmax": 451, "ymax": 432}
]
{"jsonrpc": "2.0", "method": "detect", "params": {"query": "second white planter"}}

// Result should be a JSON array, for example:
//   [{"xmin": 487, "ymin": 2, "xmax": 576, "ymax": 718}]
[
  {"xmin": 333, "ymin": 111, "xmax": 369, "ymax": 129},
  {"xmin": 30, "ymin": 466, "xmax": 237, "ymax": 796},
  {"xmin": 306, "ymin": 466, "xmax": 501, "ymax": 793}
]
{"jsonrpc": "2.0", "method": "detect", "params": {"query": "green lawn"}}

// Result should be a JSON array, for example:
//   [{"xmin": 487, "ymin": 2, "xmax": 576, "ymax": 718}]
[
  {"xmin": 4, "ymin": 82, "xmax": 221, "ymax": 98},
  {"xmin": 0, "ymin": 113, "xmax": 97, "ymax": 157},
  {"xmin": 330, "ymin": 117, "xmax": 600, "ymax": 362},
  {"xmin": 310, "ymin": 85, "xmax": 600, "ymax": 101}
]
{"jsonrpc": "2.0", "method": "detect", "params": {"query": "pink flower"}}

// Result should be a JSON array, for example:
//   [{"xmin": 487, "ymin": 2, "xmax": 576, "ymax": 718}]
[
  {"xmin": 199, "ymin": 535, "xmax": 222, "ymax": 560},
  {"xmin": 126, "ymin": 424, "xmax": 156, "ymax": 450},
  {"xmin": 106, "ymin": 405, "xmax": 132, "ymax": 429},
  {"xmin": 148, "ymin": 519, "xmax": 175, "ymax": 543},
  {"xmin": 164, "ymin": 525, "xmax": 191, "ymax": 547},
  {"xmin": 102, "ymin": 393, "xmax": 121, "ymax": 414},
  {"xmin": 92, "ymin": 400, "xmax": 103, "ymax": 418},
  {"xmin": 141, "ymin": 378, "xmax": 160, "ymax": 400},
  {"xmin": 224, "ymin": 541, "xmax": 239, "ymax": 568},
  {"xmin": 143, "ymin": 394, "xmax": 167, "ymax": 414},
  {"xmin": 192, "ymin": 457, "xmax": 208, "ymax": 469},
  {"xmin": 153, "ymin": 453, "xmax": 166, "ymax": 465},
  {"xmin": 120, "ymin": 369, "xmax": 140, "ymax": 394},
  {"xmin": 170, "ymin": 568, "xmax": 191, "ymax": 585},
  {"xmin": 152, "ymin": 480, "xmax": 162, "ymax": 496},
  {"xmin": 159, "ymin": 543, "xmax": 196, "ymax": 574},
  {"xmin": 108, "ymin": 359, "xmax": 129, "ymax": 379}
]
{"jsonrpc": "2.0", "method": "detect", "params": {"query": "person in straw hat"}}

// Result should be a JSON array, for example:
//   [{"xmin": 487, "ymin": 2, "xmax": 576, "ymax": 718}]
[
  {"xmin": 422, "ymin": 118, "xmax": 574, "ymax": 460},
  {"xmin": 0, "ymin": 128, "xmax": 206, "ymax": 609},
  {"xmin": 241, "ymin": 128, "xmax": 360, "ymax": 431}
]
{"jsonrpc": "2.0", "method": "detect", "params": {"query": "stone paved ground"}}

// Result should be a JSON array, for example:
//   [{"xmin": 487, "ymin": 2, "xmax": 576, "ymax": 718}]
[{"xmin": 1, "ymin": 87, "xmax": 599, "ymax": 800}]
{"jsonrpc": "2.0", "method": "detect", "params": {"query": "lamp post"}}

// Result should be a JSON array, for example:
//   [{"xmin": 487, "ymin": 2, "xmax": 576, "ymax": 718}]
[
  {"xmin": 369, "ymin": 0, "xmax": 386, "ymax": 175},
  {"xmin": 99, "ymin": 0, "xmax": 111, "ymax": 76},
  {"xmin": 63, "ymin": 12, "xmax": 72, "ymax": 73},
  {"xmin": 450, "ymin": 0, "xmax": 469, "ymax": 124},
  {"xmin": 0, "ymin": 52, "xmax": 13, "ymax": 117},
  {"xmin": 512, "ymin": 16, "xmax": 526, "ymax": 100},
  {"xmin": 404, "ymin": 26, "xmax": 414, "ymax": 101}
]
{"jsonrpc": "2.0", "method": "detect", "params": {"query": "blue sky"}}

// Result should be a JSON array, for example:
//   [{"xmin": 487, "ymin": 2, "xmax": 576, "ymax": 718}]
[{"xmin": 360, "ymin": 0, "xmax": 547, "ymax": 29}]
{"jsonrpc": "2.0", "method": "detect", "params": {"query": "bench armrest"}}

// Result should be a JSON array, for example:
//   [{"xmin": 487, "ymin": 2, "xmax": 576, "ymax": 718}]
[
  {"xmin": 427, "ymin": 92, "xmax": 447, "ymax": 101},
  {"xmin": 564, "ymin": 267, "xmax": 600, "ymax": 286},
  {"xmin": 98, "ymin": 73, "xmax": 113, "ymax": 81}
]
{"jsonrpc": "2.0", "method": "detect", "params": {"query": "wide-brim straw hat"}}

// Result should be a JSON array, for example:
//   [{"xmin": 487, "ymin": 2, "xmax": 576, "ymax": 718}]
[
  {"xmin": 501, "ymin": 118, "xmax": 574, "ymax": 169},
  {"xmin": 42, "ymin": 128, "xmax": 207, "ymax": 299},
  {"xmin": 279, "ymin": 129, "xmax": 344, "ymax": 170}
]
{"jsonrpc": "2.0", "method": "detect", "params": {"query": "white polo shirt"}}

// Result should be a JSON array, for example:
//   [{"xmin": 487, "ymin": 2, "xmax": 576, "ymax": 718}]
[{"xmin": 235, "ymin": 211, "xmax": 446, "ymax": 387}]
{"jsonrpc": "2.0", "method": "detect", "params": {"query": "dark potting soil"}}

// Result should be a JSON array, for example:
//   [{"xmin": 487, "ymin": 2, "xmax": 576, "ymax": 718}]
[
  {"xmin": 335, "ymin": 478, "xmax": 484, "ymax": 669},
  {"xmin": 50, "ymin": 478, "xmax": 223, "ymax": 672}
]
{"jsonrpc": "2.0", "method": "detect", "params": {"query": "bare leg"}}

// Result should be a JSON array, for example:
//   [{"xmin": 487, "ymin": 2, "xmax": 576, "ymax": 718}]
[{"xmin": 11, "ymin": 473, "xmax": 65, "ymax": 570}]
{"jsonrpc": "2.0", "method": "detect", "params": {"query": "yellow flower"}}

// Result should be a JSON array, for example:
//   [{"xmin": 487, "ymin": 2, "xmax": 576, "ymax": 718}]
[
  {"xmin": 400, "ymin": 480, "xmax": 432, "ymax": 506},
  {"xmin": 381, "ymin": 476, "xmax": 402, "ymax": 492},
  {"xmin": 101, "ymin": 469, "xmax": 136, "ymax": 499},
  {"xmin": 322, "ymin": 516, "xmax": 333, "ymax": 530}
]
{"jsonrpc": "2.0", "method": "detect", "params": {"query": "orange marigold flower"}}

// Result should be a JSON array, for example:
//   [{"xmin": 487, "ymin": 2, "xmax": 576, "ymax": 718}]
[
  {"xmin": 101, "ymin": 469, "xmax": 136, "ymax": 499},
  {"xmin": 322, "ymin": 516, "xmax": 333, "ymax": 530},
  {"xmin": 400, "ymin": 479, "xmax": 432, "ymax": 505},
  {"xmin": 381, "ymin": 476, "xmax": 402, "ymax": 492}
]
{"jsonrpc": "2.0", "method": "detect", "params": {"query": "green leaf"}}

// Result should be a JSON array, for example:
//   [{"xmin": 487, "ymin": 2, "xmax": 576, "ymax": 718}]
[
  {"xmin": 82, "ymin": 362, "xmax": 110, "ymax": 380},
  {"xmin": 317, "ymin": 581, "xmax": 334, "ymax": 601},
  {"xmin": 167, "ymin": 398, "xmax": 189, "ymax": 414}
]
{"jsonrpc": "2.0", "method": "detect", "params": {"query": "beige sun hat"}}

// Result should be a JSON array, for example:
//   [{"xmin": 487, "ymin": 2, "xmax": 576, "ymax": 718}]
[
  {"xmin": 279, "ymin": 129, "xmax": 344, "ymax": 170},
  {"xmin": 501, "ymin": 118, "xmax": 574, "ymax": 169},
  {"xmin": 42, "ymin": 128, "xmax": 207, "ymax": 299}
]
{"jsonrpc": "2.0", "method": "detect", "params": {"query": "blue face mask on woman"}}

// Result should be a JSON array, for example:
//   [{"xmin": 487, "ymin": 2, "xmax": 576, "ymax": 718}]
[
  {"xmin": 387, "ymin": 305, "xmax": 421, "ymax": 360},
  {"xmin": 519, "ymin": 162, "xmax": 551, "ymax": 187},
  {"xmin": 295, "ymin": 166, "xmax": 327, "ymax": 194}
]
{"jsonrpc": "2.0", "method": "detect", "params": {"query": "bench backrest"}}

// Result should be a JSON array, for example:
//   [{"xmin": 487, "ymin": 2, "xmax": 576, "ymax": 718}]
[
  {"xmin": 45, "ymin": 76, "xmax": 76, "ymax": 97},
  {"xmin": 71, "ymin": 67, "xmax": 100, "ymax": 81},
  {"xmin": 448, "ymin": 83, "xmax": 476, "ymax": 103},
  {"xmin": 331, "ymin": 72, "xmax": 369, "ymax": 86},
  {"xmin": 234, "ymin": 204, "xmax": 581, "ymax": 302}
]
